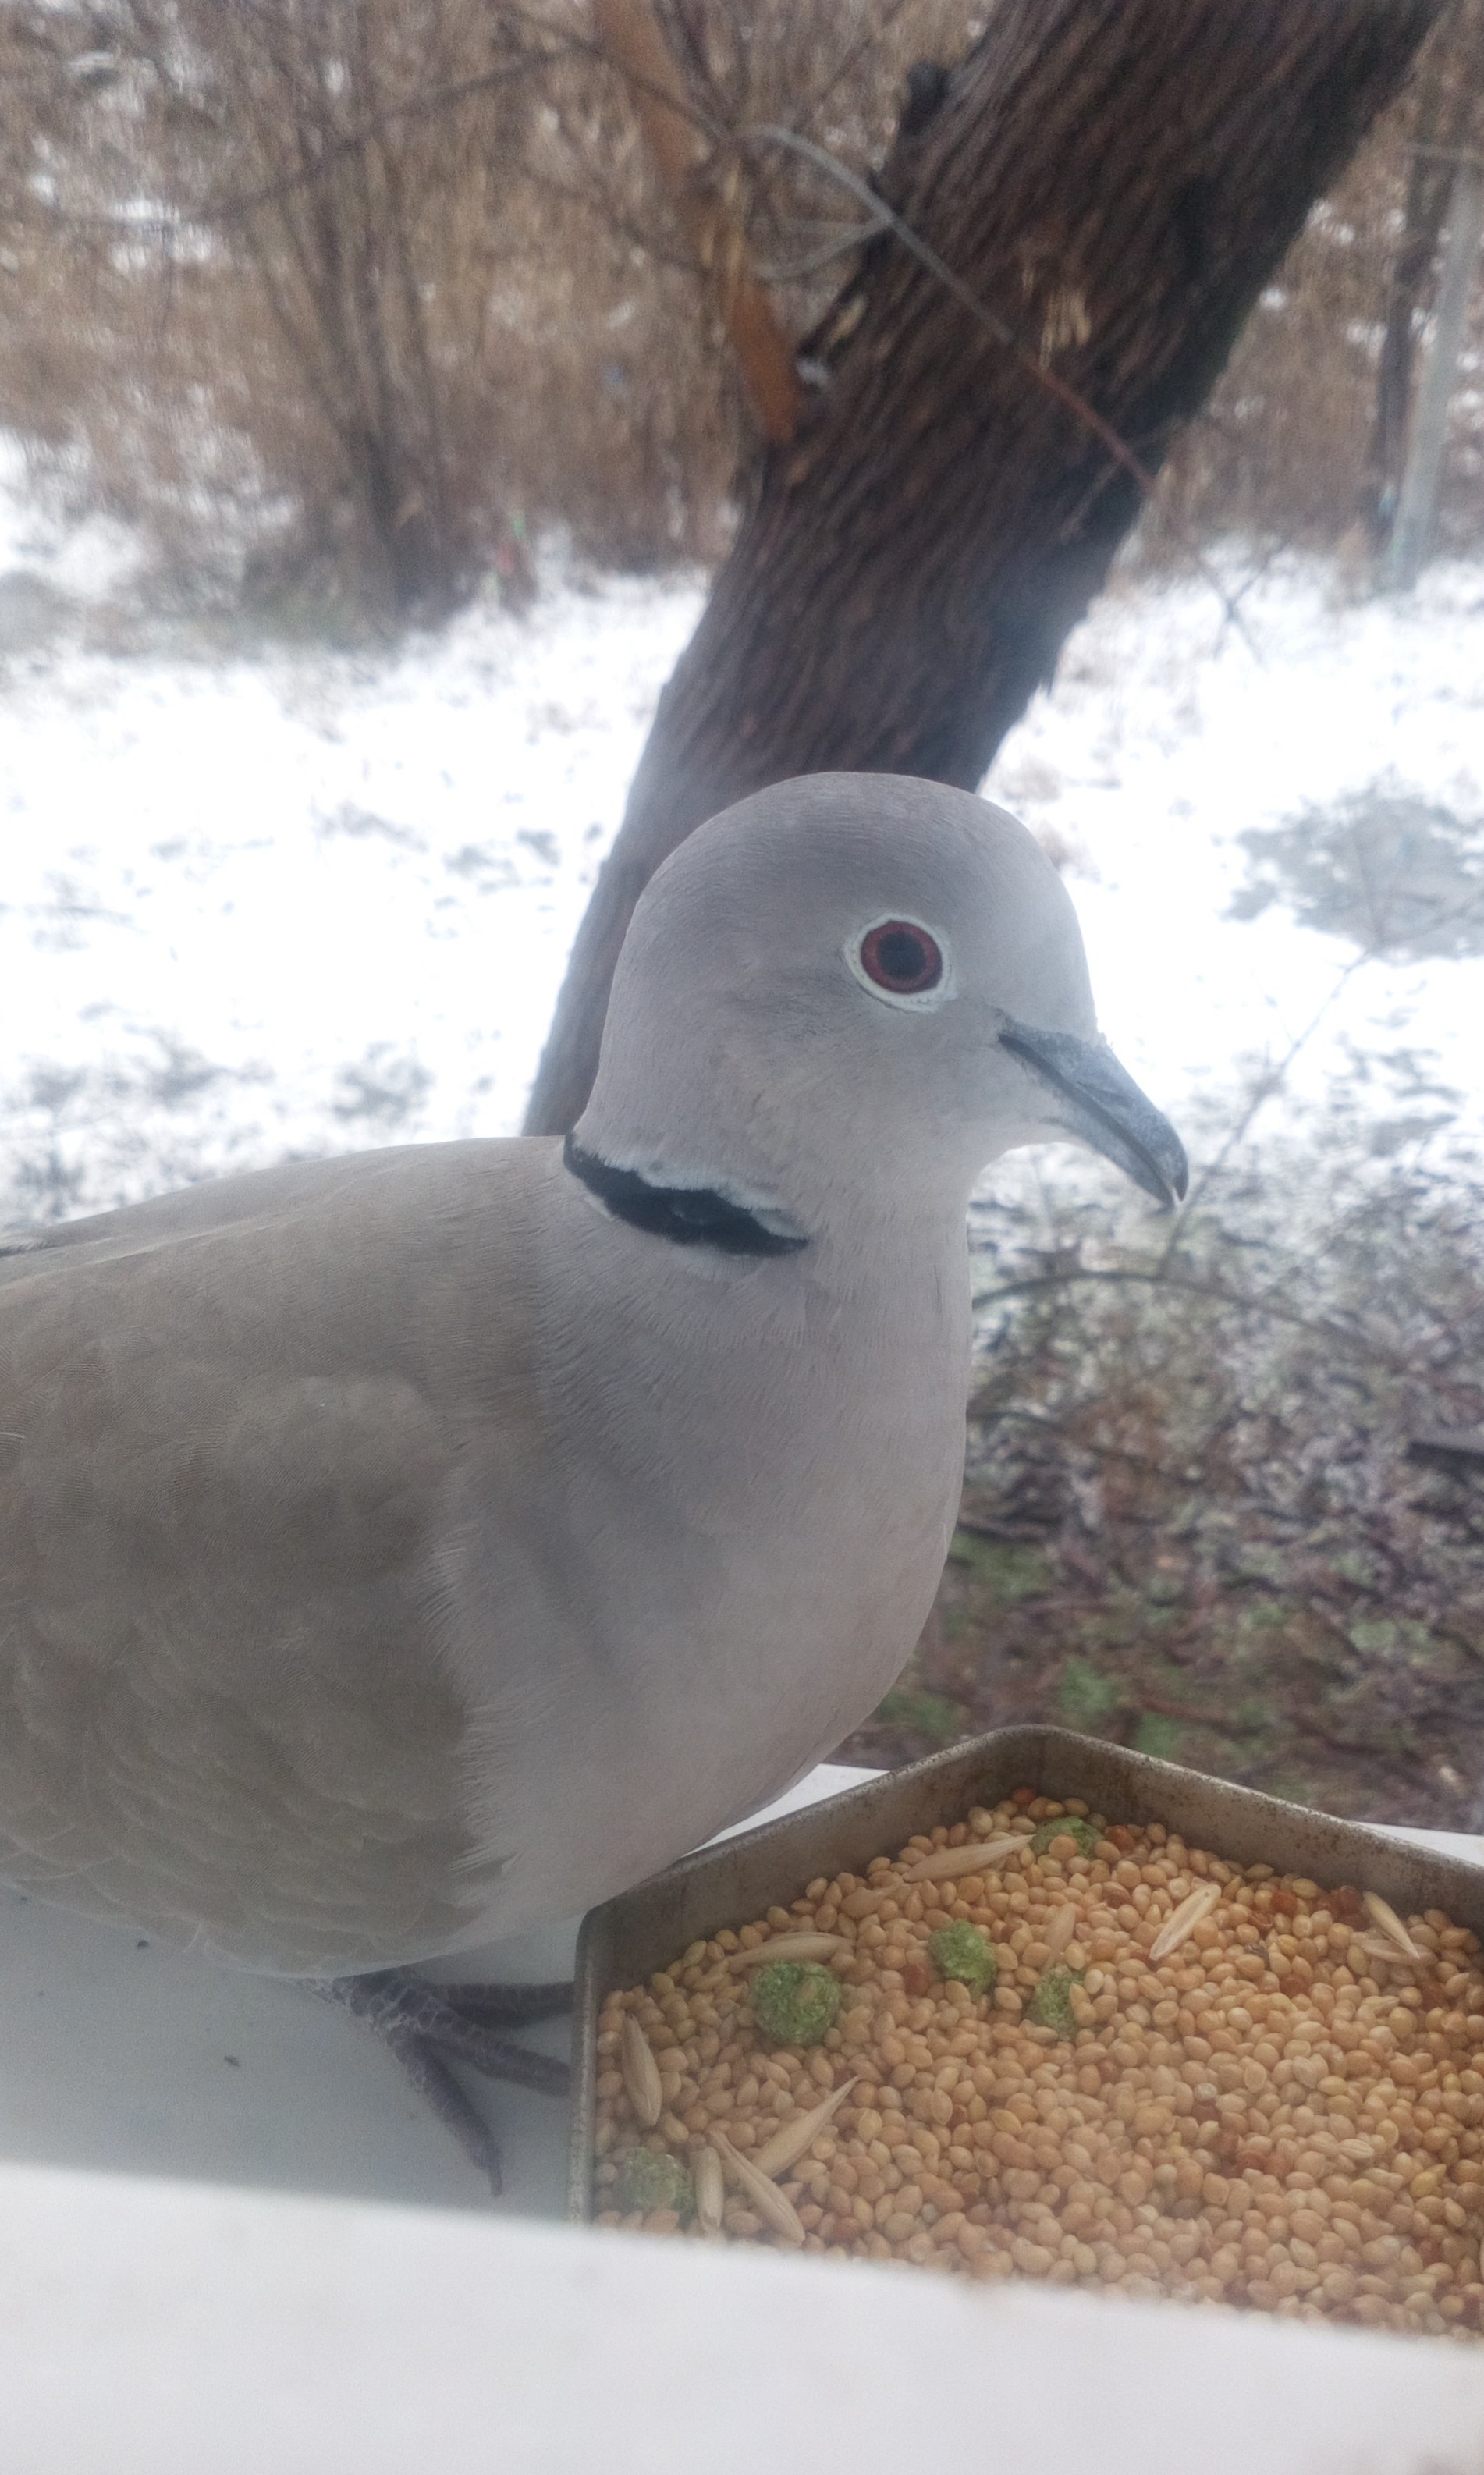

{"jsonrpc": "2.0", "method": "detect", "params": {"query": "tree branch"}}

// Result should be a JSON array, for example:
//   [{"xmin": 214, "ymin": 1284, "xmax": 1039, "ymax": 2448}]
[{"xmin": 592, "ymin": 0, "xmax": 804, "ymax": 444}]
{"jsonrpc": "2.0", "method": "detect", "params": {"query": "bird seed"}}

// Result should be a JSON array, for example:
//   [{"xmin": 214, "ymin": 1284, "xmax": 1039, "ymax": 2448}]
[{"xmin": 591, "ymin": 1786, "xmax": 1484, "ymax": 2339}]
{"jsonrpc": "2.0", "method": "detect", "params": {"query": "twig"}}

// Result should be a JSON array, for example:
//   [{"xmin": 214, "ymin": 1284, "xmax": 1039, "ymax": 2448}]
[
  {"xmin": 971, "ymin": 1264, "xmax": 1437, "ymax": 1383},
  {"xmin": 1162, "ymin": 853, "xmax": 1484, "ymax": 1273},
  {"xmin": 795, "ymin": 1, "xmax": 916, "ymax": 133},
  {"xmin": 1154, "ymin": 950, "xmax": 1374, "ymax": 1273},
  {"xmin": 37, "ymin": 48, "xmax": 576, "ymax": 234}
]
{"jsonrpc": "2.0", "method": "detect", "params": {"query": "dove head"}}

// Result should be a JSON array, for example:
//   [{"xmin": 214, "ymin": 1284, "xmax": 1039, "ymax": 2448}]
[{"xmin": 573, "ymin": 772, "xmax": 1185, "ymax": 1245}]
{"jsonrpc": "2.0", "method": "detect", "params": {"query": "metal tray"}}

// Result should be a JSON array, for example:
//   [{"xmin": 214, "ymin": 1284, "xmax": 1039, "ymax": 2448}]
[{"xmin": 567, "ymin": 1722, "xmax": 1484, "ymax": 2220}]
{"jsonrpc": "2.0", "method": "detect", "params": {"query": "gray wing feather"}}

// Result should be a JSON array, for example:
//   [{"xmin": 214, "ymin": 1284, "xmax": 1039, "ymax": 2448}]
[{"xmin": 0, "ymin": 1142, "xmax": 548, "ymax": 1974}]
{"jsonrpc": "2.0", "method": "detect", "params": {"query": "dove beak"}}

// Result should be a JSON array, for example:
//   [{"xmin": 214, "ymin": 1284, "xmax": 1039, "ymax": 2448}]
[{"xmin": 999, "ymin": 1021, "xmax": 1189, "ymax": 1209}]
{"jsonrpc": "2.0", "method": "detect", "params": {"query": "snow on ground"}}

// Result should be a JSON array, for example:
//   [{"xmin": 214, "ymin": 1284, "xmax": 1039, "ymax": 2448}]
[
  {"xmin": 0, "ymin": 542, "xmax": 701, "ymax": 1219},
  {"xmin": 987, "ymin": 551, "xmax": 1484, "ymax": 1165},
  {"xmin": 0, "ymin": 435, "xmax": 145, "ymax": 618},
  {"xmin": 2, "ymin": 467, "xmax": 1482, "ymax": 1223}
]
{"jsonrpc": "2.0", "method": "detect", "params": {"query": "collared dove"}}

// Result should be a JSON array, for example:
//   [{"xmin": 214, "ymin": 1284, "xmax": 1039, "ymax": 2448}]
[{"xmin": 0, "ymin": 771, "xmax": 1184, "ymax": 2178}]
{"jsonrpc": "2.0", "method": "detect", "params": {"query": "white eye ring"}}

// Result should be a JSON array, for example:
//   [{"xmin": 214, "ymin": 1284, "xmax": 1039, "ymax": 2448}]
[{"xmin": 845, "ymin": 914, "xmax": 956, "ymax": 1011}]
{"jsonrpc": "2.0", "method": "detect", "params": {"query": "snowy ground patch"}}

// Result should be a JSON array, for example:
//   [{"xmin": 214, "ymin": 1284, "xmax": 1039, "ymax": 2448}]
[
  {"xmin": 1, "ymin": 566, "xmax": 701, "ymax": 1218},
  {"xmin": 2, "ymin": 495, "xmax": 1482, "ymax": 1223},
  {"xmin": 989, "ymin": 551, "xmax": 1484, "ymax": 1170}
]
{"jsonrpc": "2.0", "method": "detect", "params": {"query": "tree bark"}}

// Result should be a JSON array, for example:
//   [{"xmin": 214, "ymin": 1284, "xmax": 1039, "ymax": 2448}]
[{"xmin": 524, "ymin": 0, "xmax": 1441, "ymax": 1138}]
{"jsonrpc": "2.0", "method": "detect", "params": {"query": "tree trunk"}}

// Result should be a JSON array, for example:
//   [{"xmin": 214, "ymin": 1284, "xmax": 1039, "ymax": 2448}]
[
  {"xmin": 1380, "ymin": 154, "xmax": 1484, "ymax": 587},
  {"xmin": 1363, "ymin": 0, "xmax": 1484, "ymax": 546},
  {"xmin": 524, "ymin": 0, "xmax": 1440, "ymax": 1138},
  {"xmin": 1365, "ymin": 26, "xmax": 1460, "ymax": 541}
]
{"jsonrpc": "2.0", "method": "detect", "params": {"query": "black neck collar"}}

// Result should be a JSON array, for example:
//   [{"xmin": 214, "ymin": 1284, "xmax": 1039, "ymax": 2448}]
[{"xmin": 563, "ymin": 1135, "xmax": 807, "ymax": 1258}]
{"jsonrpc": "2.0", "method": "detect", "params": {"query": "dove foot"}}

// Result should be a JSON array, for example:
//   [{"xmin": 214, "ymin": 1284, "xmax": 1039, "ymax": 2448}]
[{"xmin": 321, "ymin": 1969, "xmax": 573, "ymax": 2196}]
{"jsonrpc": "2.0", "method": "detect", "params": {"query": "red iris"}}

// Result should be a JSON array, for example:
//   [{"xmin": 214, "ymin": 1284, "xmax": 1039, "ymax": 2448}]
[{"xmin": 859, "ymin": 918, "xmax": 943, "ymax": 995}]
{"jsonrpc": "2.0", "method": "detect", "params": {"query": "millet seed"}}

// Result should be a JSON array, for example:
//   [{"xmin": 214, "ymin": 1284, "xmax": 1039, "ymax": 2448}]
[{"xmin": 591, "ymin": 1787, "xmax": 1484, "ymax": 2340}]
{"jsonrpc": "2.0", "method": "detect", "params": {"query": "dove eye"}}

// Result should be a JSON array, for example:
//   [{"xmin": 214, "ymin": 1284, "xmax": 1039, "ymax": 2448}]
[
  {"xmin": 862, "ymin": 921, "xmax": 941, "ymax": 992},
  {"xmin": 848, "ymin": 916, "xmax": 950, "ymax": 1008}
]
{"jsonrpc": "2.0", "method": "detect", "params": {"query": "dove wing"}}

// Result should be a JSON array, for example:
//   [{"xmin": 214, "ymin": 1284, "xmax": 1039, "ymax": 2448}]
[{"xmin": 0, "ymin": 1142, "xmax": 549, "ymax": 1975}]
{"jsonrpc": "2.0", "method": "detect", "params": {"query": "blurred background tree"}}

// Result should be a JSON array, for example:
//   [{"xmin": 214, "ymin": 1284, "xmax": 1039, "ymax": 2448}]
[
  {"xmin": 0, "ymin": 0, "xmax": 971, "ymax": 617},
  {"xmin": 0, "ymin": 0, "xmax": 1479, "ymax": 629}
]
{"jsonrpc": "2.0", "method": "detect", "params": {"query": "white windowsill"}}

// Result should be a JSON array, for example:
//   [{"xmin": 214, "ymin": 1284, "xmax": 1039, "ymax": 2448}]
[{"xmin": 2, "ymin": 1770, "xmax": 1482, "ymax": 2470}]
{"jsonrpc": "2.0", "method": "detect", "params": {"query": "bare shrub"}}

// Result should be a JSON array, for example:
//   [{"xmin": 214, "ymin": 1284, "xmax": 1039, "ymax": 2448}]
[
  {"xmin": 843, "ymin": 799, "xmax": 1484, "ymax": 1822},
  {"xmin": 2, "ymin": 2, "xmax": 593, "ymax": 617},
  {"xmin": 0, "ymin": 1, "xmax": 979, "ymax": 615},
  {"xmin": 836, "ymin": 1079, "xmax": 1484, "ymax": 1829}
]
